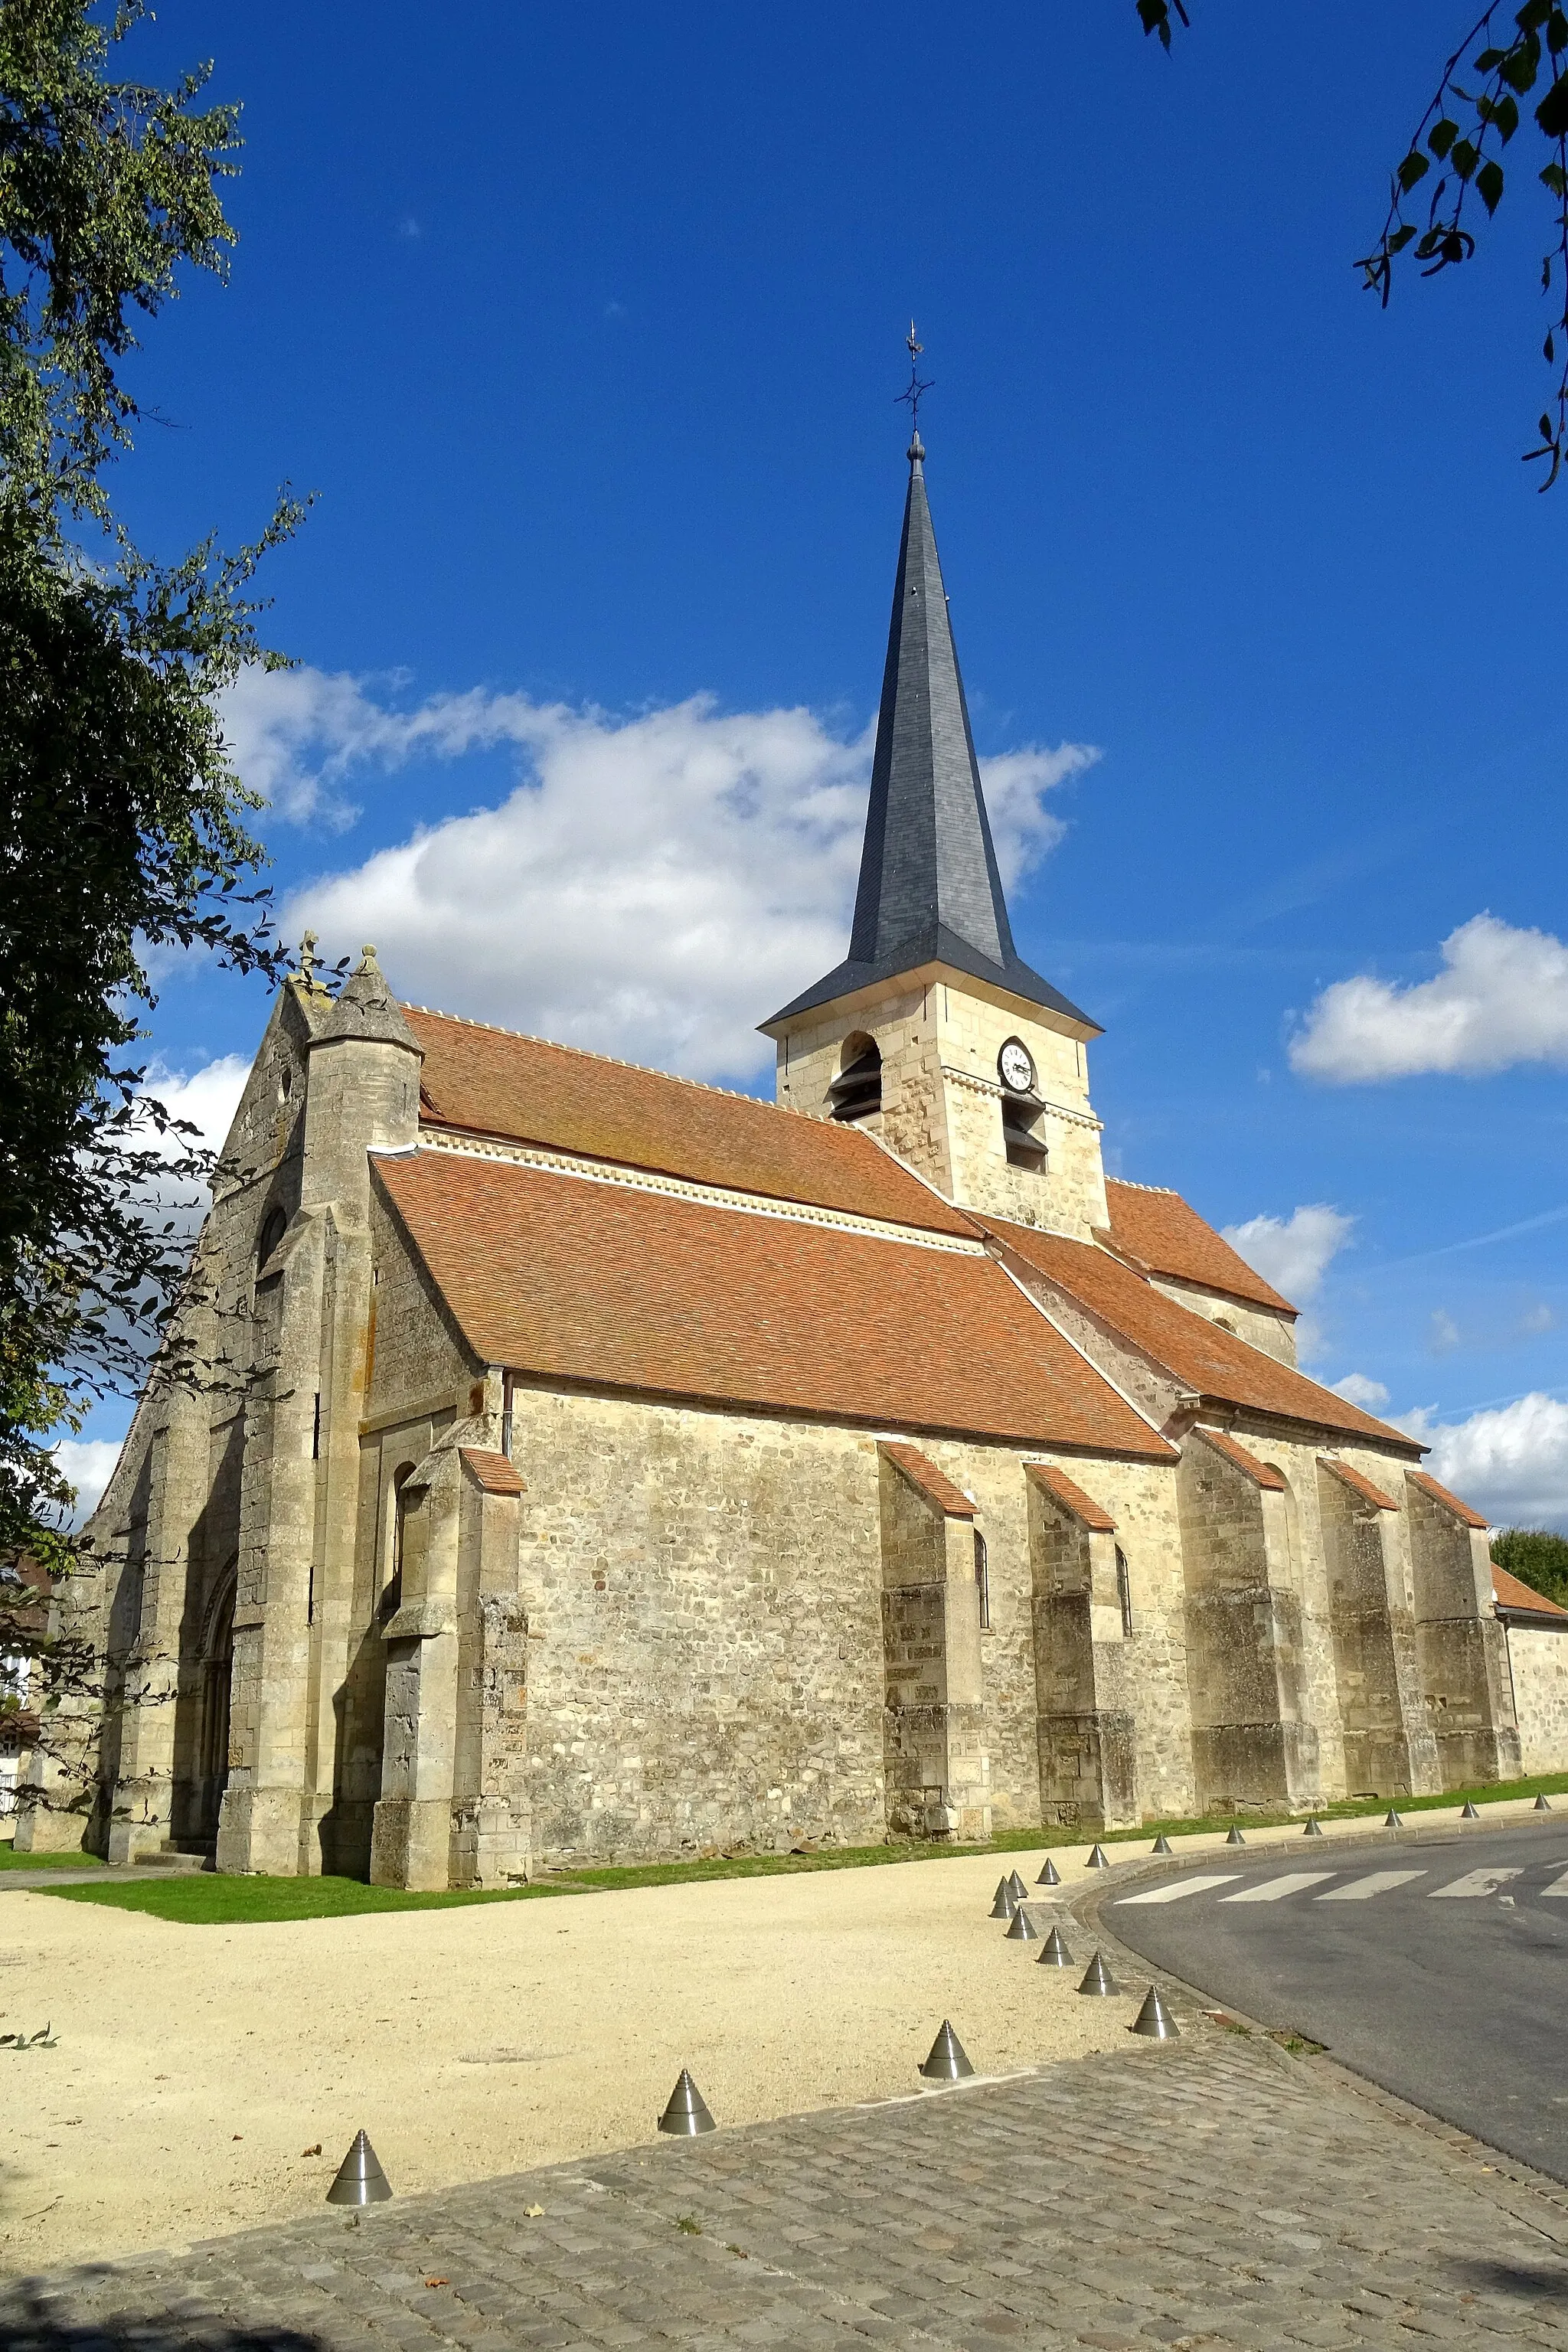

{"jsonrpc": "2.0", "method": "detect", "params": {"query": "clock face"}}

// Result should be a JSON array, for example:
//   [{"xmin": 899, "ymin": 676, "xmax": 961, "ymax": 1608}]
[{"xmin": 998, "ymin": 1038, "xmax": 1035, "ymax": 1094}]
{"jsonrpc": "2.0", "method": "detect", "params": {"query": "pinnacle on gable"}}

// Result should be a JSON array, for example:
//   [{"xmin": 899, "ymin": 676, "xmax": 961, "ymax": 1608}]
[{"xmin": 312, "ymin": 944, "xmax": 423, "ymax": 1055}]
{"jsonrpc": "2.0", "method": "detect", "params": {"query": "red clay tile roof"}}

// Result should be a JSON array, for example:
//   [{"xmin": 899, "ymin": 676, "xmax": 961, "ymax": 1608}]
[
  {"xmin": 1026, "ymin": 1463, "xmax": 1117, "ymax": 1531},
  {"xmin": 374, "ymin": 1149, "xmax": 1174, "ymax": 1459},
  {"xmin": 405, "ymin": 1008, "xmax": 975, "ymax": 1238},
  {"xmin": 985, "ymin": 1218, "xmax": 1417, "ymax": 1450},
  {"xmin": 1102, "ymin": 1181, "xmax": 1296, "ymax": 1315},
  {"xmin": 1194, "ymin": 1426, "xmax": 1287, "ymax": 1489},
  {"xmin": 1318, "ymin": 1457, "xmax": 1398, "ymax": 1511},
  {"xmin": 1492, "ymin": 1563, "xmax": 1568, "ymax": 1619},
  {"xmin": 461, "ymin": 1446, "xmax": 527, "ymax": 1495},
  {"xmin": 880, "ymin": 1442, "xmax": 976, "ymax": 1517},
  {"xmin": 1408, "ymin": 1469, "xmax": 1489, "ymax": 1529}
]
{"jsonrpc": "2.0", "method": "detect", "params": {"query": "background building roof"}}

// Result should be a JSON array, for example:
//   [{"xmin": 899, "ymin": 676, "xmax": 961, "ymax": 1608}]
[
  {"xmin": 406, "ymin": 1005, "xmax": 976, "ymax": 1237},
  {"xmin": 1102, "ymin": 1180, "xmax": 1296, "ymax": 1315}
]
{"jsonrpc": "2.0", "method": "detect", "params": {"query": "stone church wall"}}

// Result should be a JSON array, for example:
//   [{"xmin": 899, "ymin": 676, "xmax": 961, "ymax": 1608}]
[{"xmin": 1504, "ymin": 1625, "xmax": 1568, "ymax": 1776}]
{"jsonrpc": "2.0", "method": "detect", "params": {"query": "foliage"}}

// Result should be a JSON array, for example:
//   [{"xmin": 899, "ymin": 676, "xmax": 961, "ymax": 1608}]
[
  {"xmin": 1491, "ymin": 1525, "xmax": 1568, "ymax": 1603},
  {"xmin": 1137, "ymin": 1, "xmax": 1568, "ymax": 486},
  {"xmin": 1, "ymin": 1, "xmax": 301, "ymax": 1792}
]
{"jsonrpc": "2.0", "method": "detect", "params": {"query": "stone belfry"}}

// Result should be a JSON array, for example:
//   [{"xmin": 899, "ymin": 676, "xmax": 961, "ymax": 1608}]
[{"xmin": 762, "ymin": 415, "xmax": 1108, "ymax": 1236}]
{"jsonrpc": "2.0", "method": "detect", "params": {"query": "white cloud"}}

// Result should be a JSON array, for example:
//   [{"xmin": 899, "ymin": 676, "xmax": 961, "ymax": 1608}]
[
  {"xmin": 51, "ymin": 1438, "xmax": 124, "ymax": 1528},
  {"xmin": 1331, "ymin": 1372, "xmax": 1390, "ymax": 1410},
  {"xmin": 132, "ymin": 1054, "xmax": 252, "ymax": 1237},
  {"xmin": 1428, "ymin": 1308, "xmax": 1462, "ymax": 1356},
  {"xmin": 1397, "ymin": 1393, "xmax": 1568, "ymax": 1533},
  {"xmin": 250, "ymin": 668, "xmax": 1096, "ymax": 1083},
  {"xmin": 1220, "ymin": 1204, "xmax": 1354, "ymax": 1305},
  {"xmin": 1290, "ymin": 914, "xmax": 1568, "ymax": 1083}
]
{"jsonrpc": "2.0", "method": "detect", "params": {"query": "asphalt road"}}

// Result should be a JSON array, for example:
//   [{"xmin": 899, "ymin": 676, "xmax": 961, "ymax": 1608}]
[{"xmin": 1105, "ymin": 1818, "xmax": 1568, "ymax": 2184}]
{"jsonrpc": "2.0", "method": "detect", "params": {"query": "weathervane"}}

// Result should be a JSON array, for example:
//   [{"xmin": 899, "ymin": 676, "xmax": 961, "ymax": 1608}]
[{"xmin": 897, "ymin": 320, "xmax": 933, "ymax": 459}]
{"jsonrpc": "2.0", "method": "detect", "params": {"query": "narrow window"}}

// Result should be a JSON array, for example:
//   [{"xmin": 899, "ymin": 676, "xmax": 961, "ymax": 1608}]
[
  {"xmin": 1115, "ymin": 1544, "xmax": 1133, "ymax": 1638},
  {"xmin": 383, "ymin": 1462, "xmax": 416, "ymax": 1617},
  {"xmin": 974, "ymin": 1529, "xmax": 991, "ymax": 1632}
]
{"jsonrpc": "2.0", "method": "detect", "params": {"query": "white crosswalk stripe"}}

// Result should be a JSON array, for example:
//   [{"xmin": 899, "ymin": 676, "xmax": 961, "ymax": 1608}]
[
  {"xmin": 1315, "ymin": 1870, "xmax": 1426, "ymax": 1901},
  {"xmin": 1429, "ymin": 1867, "xmax": 1521, "ymax": 1899},
  {"xmin": 1219, "ymin": 1873, "xmax": 1336, "ymax": 1903},
  {"xmin": 1116, "ymin": 1874, "xmax": 1242, "ymax": 1906},
  {"xmin": 1541, "ymin": 1868, "xmax": 1568, "ymax": 1897}
]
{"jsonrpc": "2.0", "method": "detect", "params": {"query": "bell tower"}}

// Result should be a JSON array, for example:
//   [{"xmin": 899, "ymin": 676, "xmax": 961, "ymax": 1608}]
[{"xmin": 760, "ymin": 427, "xmax": 1107, "ymax": 1238}]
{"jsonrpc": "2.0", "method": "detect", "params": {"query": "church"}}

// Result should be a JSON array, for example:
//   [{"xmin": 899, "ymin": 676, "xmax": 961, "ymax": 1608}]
[{"xmin": 21, "ymin": 433, "xmax": 1564, "ymax": 1886}]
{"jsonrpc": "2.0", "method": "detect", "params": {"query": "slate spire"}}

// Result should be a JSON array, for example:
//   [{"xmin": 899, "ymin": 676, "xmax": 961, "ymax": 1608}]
[{"xmin": 765, "ymin": 444, "xmax": 1096, "ymax": 1033}]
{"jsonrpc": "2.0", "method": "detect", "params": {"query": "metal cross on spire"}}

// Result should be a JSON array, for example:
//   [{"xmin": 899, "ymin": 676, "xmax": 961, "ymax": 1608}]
[{"xmin": 896, "ymin": 320, "xmax": 933, "ymax": 461}]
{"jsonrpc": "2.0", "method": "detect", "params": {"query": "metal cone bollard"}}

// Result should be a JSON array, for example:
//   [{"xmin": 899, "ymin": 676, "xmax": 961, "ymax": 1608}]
[
  {"xmin": 1152, "ymin": 1832, "xmax": 1172, "ymax": 1855},
  {"xmin": 1302, "ymin": 1817, "xmax": 1324, "ymax": 1837},
  {"xmin": 1384, "ymin": 1808, "xmax": 1403, "ymax": 1828},
  {"xmin": 1006, "ymin": 1869, "xmax": 1030, "ymax": 1904},
  {"xmin": 989, "ymin": 1876, "xmax": 1017, "ymax": 1919},
  {"xmin": 1036, "ymin": 1857, "xmax": 1061, "ymax": 1886},
  {"xmin": 1037, "ymin": 1926, "xmax": 1074, "ymax": 1968},
  {"xmin": 1129, "ymin": 1986, "xmax": 1179, "ymax": 2040},
  {"xmin": 1226, "ymin": 1824, "xmax": 1246, "ymax": 1846},
  {"xmin": 1086, "ymin": 1843, "xmax": 1110, "ymax": 1869},
  {"xmin": 658, "ymin": 2069, "xmax": 717, "ymax": 2135},
  {"xmin": 1004, "ymin": 1904, "xmax": 1040, "ymax": 1942},
  {"xmin": 1077, "ymin": 1951, "xmax": 1119, "ymax": 1997},
  {"xmin": 325, "ymin": 2128, "xmax": 392, "ymax": 2207},
  {"xmin": 1537, "ymin": 1793, "xmax": 1553, "ymax": 1811},
  {"xmin": 1462, "ymin": 1799, "xmax": 1481, "ymax": 1819},
  {"xmin": 919, "ymin": 2020, "xmax": 974, "ymax": 2082}
]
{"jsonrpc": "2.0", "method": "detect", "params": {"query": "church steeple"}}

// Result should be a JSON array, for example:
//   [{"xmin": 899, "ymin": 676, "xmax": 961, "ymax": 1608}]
[
  {"xmin": 761, "ymin": 399, "xmax": 1108, "ymax": 1236},
  {"xmin": 765, "ymin": 441, "xmax": 1095, "ymax": 1032}
]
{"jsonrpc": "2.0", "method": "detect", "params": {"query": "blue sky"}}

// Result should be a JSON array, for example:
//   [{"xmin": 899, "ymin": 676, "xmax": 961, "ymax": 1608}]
[{"xmin": 70, "ymin": 0, "xmax": 1568, "ymax": 1521}]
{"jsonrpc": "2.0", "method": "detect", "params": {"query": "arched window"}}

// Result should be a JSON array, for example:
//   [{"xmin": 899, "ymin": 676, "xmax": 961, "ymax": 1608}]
[
  {"xmin": 974, "ymin": 1528, "xmax": 991, "ymax": 1632},
  {"xmin": 1115, "ymin": 1544, "xmax": 1133, "ymax": 1638},
  {"xmin": 1214, "ymin": 1315, "xmax": 1236, "ymax": 1335},
  {"xmin": 828, "ymin": 1033, "xmax": 881, "ymax": 1122},
  {"xmin": 256, "ymin": 1206, "xmax": 287, "ymax": 1270}
]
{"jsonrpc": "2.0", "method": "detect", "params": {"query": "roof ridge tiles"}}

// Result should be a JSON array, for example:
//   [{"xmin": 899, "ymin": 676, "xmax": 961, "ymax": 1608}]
[
  {"xmin": 1105, "ymin": 1178, "xmax": 1179, "ymax": 1196},
  {"xmin": 403, "ymin": 1002, "xmax": 827, "ymax": 1123}
]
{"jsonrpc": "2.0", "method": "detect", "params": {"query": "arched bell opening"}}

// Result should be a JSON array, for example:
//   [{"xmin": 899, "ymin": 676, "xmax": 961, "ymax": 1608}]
[{"xmin": 828, "ymin": 1032, "xmax": 882, "ymax": 1122}]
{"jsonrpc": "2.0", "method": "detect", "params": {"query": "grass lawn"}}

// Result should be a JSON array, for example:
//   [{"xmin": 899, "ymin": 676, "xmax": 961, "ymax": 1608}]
[
  {"xmin": 0, "ymin": 1839, "xmax": 104, "ymax": 1870},
  {"xmin": 23, "ymin": 1766, "xmax": 1568, "ymax": 1926}
]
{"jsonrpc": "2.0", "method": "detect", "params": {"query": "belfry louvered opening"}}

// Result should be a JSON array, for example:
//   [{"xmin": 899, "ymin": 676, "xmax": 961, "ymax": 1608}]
[
  {"xmin": 828, "ymin": 1034, "xmax": 882, "ymax": 1122},
  {"xmin": 1001, "ymin": 1091, "xmax": 1047, "ymax": 1168}
]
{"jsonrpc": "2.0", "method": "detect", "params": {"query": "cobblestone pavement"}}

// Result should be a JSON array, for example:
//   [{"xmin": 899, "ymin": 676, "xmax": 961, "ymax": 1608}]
[{"xmin": 8, "ymin": 2031, "xmax": 1568, "ymax": 2352}]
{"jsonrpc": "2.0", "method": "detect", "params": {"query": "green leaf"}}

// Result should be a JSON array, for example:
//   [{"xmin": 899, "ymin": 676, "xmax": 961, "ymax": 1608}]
[
  {"xmin": 1541, "ymin": 159, "xmax": 1568, "ymax": 193},
  {"xmin": 1396, "ymin": 149, "xmax": 1430, "ymax": 190},
  {"xmin": 1552, "ymin": 10, "xmax": 1568, "ymax": 54},
  {"xmin": 1516, "ymin": 0, "xmax": 1552, "ymax": 33},
  {"xmin": 1452, "ymin": 137, "xmax": 1481, "ymax": 178},
  {"xmin": 1478, "ymin": 91, "xmax": 1521, "ymax": 136},
  {"xmin": 1387, "ymin": 222, "xmax": 1418, "ymax": 252},
  {"xmin": 1478, "ymin": 158, "xmax": 1506, "ymax": 211},
  {"xmin": 1501, "ymin": 36, "xmax": 1543, "ymax": 90},
  {"xmin": 1429, "ymin": 117, "xmax": 1460, "ymax": 156},
  {"xmin": 1547, "ymin": 332, "xmax": 1557, "ymax": 361},
  {"xmin": 1477, "ymin": 46, "xmax": 1508, "ymax": 68},
  {"xmin": 1537, "ymin": 71, "xmax": 1568, "ymax": 132}
]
